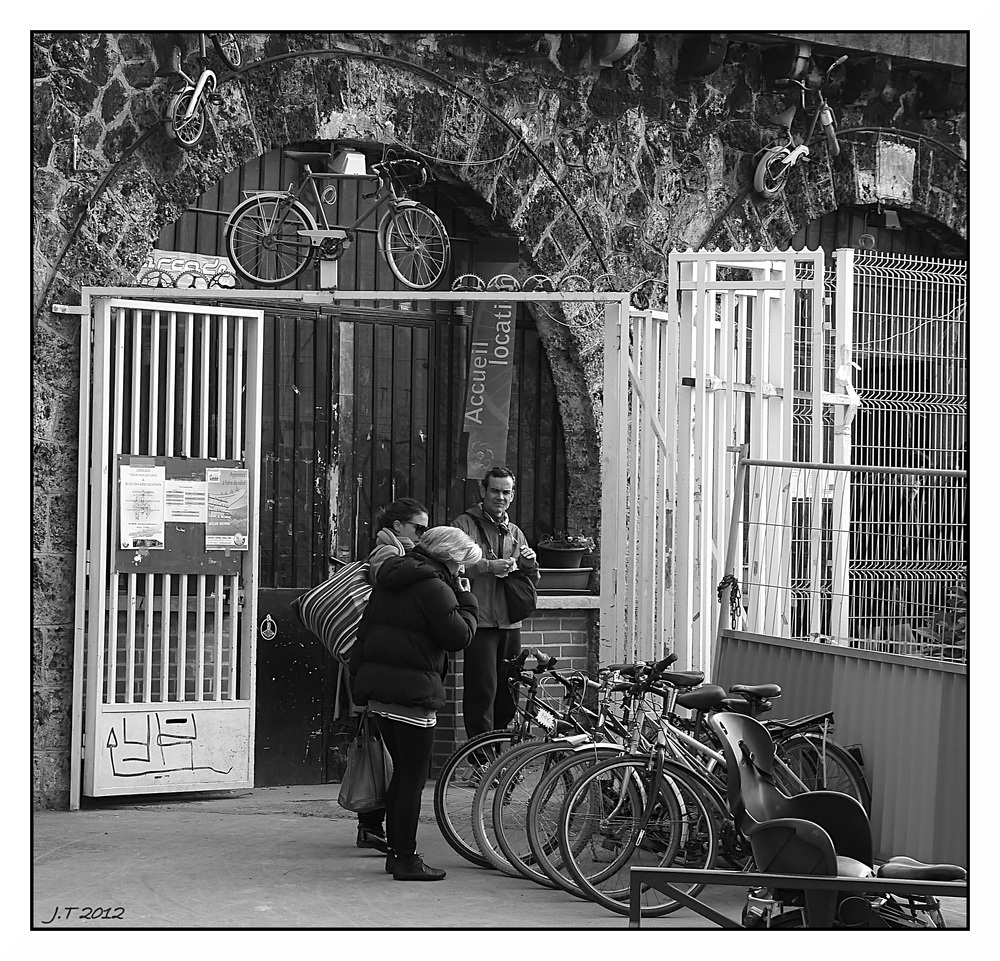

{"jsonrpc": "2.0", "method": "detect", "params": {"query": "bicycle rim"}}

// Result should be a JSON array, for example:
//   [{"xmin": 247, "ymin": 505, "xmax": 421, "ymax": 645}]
[
  {"xmin": 774, "ymin": 734, "xmax": 871, "ymax": 813},
  {"xmin": 382, "ymin": 205, "xmax": 450, "ymax": 289},
  {"xmin": 526, "ymin": 749, "xmax": 620, "ymax": 899},
  {"xmin": 225, "ymin": 197, "xmax": 314, "ymax": 287},
  {"xmin": 433, "ymin": 731, "xmax": 520, "ymax": 868},
  {"xmin": 558, "ymin": 758, "xmax": 720, "ymax": 918},
  {"xmin": 470, "ymin": 739, "xmax": 547, "ymax": 875},
  {"xmin": 168, "ymin": 89, "xmax": 205, "ymax": 149},
  {"xmin": 492, "ymin": 742, "xmax": 585, "ymax": 887}
]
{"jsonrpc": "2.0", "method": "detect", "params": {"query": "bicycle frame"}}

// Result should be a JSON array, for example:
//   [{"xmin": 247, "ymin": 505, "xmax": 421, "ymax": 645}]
[
  {"xmin": 176, "ymin": 34, "xmax": 216, "ymax": 122},
  {"xmin": 291, "ymin": 167, "xmax": 396, "ymax": 246}
]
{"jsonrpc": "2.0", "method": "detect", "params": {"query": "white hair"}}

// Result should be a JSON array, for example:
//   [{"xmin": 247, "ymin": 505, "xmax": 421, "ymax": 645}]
[{"xmin": 419, "ymin": 526, "xmax": 482, "ymax": 566}]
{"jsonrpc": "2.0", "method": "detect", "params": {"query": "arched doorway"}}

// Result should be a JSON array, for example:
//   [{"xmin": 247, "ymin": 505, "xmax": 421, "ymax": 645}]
[{"xmin": 154, "ymin": 142, "xmax": 572, "ymax": 785}]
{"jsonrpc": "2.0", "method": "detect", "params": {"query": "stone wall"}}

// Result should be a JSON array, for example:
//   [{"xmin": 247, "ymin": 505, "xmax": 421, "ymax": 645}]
[{"xmin": 32, "ymin": 31, "xmax": 967, "ymax": 807}]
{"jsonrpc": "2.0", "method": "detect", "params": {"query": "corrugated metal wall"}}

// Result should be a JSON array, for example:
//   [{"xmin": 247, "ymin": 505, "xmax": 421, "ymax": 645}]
[{"xmin": 714, "ymin": 629, "xmax": 967, "ymax": 865}]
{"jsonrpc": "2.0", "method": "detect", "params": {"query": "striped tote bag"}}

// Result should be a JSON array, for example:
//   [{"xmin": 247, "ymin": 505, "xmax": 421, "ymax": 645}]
[{"xmin": 291, "ymin": 560, "xmax": 372, "ymax": 666}]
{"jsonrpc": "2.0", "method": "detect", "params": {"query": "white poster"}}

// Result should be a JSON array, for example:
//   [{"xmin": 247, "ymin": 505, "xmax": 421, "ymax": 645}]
[
  {"xmin": 119, "ymin": 465, "xmax": 166, "ymax": 549},
  {"xmin": 164, "ymin": 479, "xmax": 208, "ymax": 522}
]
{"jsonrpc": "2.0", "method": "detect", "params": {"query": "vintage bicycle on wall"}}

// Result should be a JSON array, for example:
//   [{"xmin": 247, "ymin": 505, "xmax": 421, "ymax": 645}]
[
  {"xmin": 223, "ymin": 146, "xmax": 452, "ymax": 290},
  {"xmin": 753, "ymin": 54, "xmax": 848, "ymax": 200},
  {"xmin": 163, "ymin": 32, "xmax": 243, "ymax": 150}
]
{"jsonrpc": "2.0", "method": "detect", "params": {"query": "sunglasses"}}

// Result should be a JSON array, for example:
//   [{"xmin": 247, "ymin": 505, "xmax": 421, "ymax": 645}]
[{"xmin": 410, "ymin": 522, "xmax": 428, "ymax": 536}]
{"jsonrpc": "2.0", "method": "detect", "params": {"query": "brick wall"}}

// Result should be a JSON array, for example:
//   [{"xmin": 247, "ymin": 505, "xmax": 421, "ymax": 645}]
[{"xmin": 430, "ymin": 607, "xmax": 596, "ymax": 775}]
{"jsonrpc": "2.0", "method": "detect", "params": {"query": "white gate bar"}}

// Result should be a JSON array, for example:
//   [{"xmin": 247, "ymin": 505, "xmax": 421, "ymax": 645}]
[{"xmin": 600, "ymin": 298, "xmax": 630, "ymax": 664}]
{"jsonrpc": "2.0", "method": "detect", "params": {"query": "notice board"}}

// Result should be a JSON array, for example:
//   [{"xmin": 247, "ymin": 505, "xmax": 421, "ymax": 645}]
[{"xmin": 113, "ymin": 455, "xmax": 248, "ymax": 575}]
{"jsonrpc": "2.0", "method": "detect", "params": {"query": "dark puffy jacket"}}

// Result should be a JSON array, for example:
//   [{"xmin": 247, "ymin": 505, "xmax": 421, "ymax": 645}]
[{"xmin": 350, "ymin": 547, "xmax": 479, "ymax": 711}]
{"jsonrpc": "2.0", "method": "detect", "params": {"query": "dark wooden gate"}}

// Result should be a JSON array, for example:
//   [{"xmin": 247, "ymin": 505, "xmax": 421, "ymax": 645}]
[{"xmin": 158, "ymin": 143, "xmax": 570, "ymax": 785}]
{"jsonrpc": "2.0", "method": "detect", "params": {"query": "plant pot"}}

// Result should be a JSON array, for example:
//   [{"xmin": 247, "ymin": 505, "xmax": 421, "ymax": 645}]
[
  {"xmin": 537, "ymin": 545, "xmax": 587, "ymax": 569},
  {"xmin": 537, "ymin": 567, "xmax": 593, "ymax": 595}
]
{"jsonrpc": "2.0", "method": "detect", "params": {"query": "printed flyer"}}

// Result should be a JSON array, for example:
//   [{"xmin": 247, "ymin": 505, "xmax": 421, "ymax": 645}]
[
  {"xmin": 119, "ymin": 465, "xmax": 166, "ymax": 549},
  {"xmin": 205, "ymin": 468, "xmax": 250, "ymax": 550}
]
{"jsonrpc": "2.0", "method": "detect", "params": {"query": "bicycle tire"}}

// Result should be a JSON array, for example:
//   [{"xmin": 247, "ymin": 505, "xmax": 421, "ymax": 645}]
[
  {"xmin": 773, "ymin": 732, "xmax": 871, "ymax": 813},
  {"xmin": 753, "ymin": 147, "xmax": 791, "ymax": 200},
  {"xmin": 211, "ymin": 33, "xmax": 242, "ymax": 71},
  {"xmin": 225, "ymin": 194, "xmax": 316, "ymax": 287},
  {"xmin": 491, "ymin": 740, "xmax": 592, "ymax": 886},
  {"xmin": 470, "ymin": 739, "xmax": 548, "ymax": 876},
  {"xmin": 433, "ymin": 730, "xmax": 521, "ymax": 869},
  {"xmin": 526, "ymin": 748, "xmax": 623, "ymax": 898},
  {"xmin": 166, "ymin": 88, "xmax": 206, "ymax": 150},
  {"xmin": 381, "ymin": 203, "xmax": 451, "ymax": 290},
  {"xmin": 558, "ymin": 757, "xmax": 720, "ymax": 918}
]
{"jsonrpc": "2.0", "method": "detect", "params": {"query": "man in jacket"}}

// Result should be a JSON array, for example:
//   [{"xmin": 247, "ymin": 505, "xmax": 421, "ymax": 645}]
[{"xmin": 452, "ymin": 466, "xmax": 539, "ymax": 738}]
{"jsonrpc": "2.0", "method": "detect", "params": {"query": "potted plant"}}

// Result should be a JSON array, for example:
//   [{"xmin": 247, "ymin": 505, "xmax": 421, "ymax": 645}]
[{"xmin": 536, "ymin": 532, "xmax": 596, "ymax": 569}]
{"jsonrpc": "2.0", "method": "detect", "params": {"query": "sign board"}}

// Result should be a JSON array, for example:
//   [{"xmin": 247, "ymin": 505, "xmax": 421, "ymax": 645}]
[{"xmin": 113, "ymin": 455, "xmax": 245, "ymax": 575}]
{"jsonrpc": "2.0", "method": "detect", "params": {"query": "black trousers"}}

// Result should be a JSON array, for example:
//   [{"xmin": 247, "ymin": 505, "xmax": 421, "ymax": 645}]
[
  {"xmin": 374, "ymin": 716, "xmax": 435, "ymax": 858},
  {"xmin": 462, "ymin": 627, "xmax": 520, "ymax": 738}
]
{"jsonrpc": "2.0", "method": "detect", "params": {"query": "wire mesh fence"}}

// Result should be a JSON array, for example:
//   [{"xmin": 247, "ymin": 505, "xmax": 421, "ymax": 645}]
[{"xmin": 731, "ymin": 459, "xmax": 967, "ymax": 663}]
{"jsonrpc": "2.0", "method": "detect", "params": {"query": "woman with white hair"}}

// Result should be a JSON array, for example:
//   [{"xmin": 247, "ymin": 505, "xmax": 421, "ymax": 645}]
[{"xmin": 351, "ymin": 526, "xmax": 482, "ymax": 881}]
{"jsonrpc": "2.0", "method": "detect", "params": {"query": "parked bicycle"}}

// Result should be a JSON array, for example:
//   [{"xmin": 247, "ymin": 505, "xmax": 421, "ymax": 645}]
[
  {"xmin": 224, "ymin": 148, "xmax": 451, "ymax": 290},
  {"xmin": 163, "ymin": 32, "xmax": 242, "ymax": 150},
  {"xmin": 753, "ymin": 54, "xmax": 848, "ymax": 200}
]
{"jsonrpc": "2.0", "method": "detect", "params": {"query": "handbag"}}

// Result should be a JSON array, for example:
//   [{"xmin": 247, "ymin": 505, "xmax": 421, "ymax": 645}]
[
  {"xmin": 464, "ymin": 512, "xmax": 537, "ymax": 622},
  {"xmin": 337, "ymin": 710, "xmax": 393, "ymax": 813},
  {"xmin": 291, "ymin": 560, "xmax": 372, "ymax": 667}
]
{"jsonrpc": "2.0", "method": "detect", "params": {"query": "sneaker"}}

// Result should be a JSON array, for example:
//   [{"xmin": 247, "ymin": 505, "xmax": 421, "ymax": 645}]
[
  {"xmin": 357, "ymin": 826, "xmax": 389, "ymax": 853},
  {"xmin": 392, "ymin": 854, "xmax": 446, "ymax": 881}
]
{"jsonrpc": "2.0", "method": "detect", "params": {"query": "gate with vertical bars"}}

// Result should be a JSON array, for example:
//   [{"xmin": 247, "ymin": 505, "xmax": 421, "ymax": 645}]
[
  {"xmin": 599, "ymin": 248, "xmax": 967, "ymax": 671},
  {"xmin": 75, "ymin": 297, "xmax": 264, "ymax": 800}
]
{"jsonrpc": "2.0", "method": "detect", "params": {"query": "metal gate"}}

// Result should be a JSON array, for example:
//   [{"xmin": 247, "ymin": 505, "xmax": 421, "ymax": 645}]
[
  {"xmin": 73, "ymin": 297, "xmax": 264, "ymax": 803},
  {"xmin": 600, "ymin": 249, "xmax": 835, "ymax": 669}
]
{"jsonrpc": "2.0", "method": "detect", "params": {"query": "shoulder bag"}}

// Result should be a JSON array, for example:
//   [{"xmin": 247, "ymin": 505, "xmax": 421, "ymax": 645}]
[
  {"xmin": 464, "ymin": 512, "xmax": 537, "ymax": 623},
  {"xmin": 291, "ymin": 559, "xmax": 373, "ymax": 667},
  {"xmin": 337, "ymin": 710, "xmax": 393, "ymax": 813}
]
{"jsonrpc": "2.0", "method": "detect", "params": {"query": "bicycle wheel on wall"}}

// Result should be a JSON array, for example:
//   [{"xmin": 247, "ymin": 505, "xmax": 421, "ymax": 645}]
[
  {"xmin": 558, "ymin": 757, "xmax": 720, "ymax": 918},
  {"xmin": 165, "ymin": 88, "xmax": 207, "ymax": 150},
  {"xmin": 381, "ymin": 203, "xmax": 451, "ymax": 290},
  {"xmin": 225, "ymin": 194, "xmax": 316, "ymax": 287},
  {"xmin": 212, "ymin": 33, "xmax": 243, "ymax": 70},
  {"xmin": 433, "ymin": 730, "xmax": 520, "ymax": 869}
]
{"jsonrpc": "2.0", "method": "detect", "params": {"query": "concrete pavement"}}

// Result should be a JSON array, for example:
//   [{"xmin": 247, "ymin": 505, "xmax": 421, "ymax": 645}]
[
  {"xmin": 32, "ymin": 782, "xmax": 748, "ymax": 930},
  {"xmin": 32, "ymin": 783, "xmax": 967, "ymax": 931}
]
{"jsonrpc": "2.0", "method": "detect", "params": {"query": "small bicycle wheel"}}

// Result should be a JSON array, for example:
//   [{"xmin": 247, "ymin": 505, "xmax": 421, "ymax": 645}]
[
  {"xmin": 753, "ymin": 149, "xmax": 790, "ymax": 200},
  {"xmin": 212, "ymin": 33, "xmax": 242, "ymax": 70},
  {"xmin": 382, "ymin": 203, "xmax": 451, "ymax": 290},
  {"xmin": 433, "ymin": 730, "xmax": 520, "ymax": 869},
  {"xmin": 526, "ymin": 749, "xmax": 620, "ymax": 898},
  {"xmin": 225, "ymin": 195, "xmax": 315, "ymax": 287},
  {"xmin": 558, "ymin": 757, "xmax": 720, "ymax": 918},
  {"xmin": 166, "ymin": 88, "xmax": 206, "ymax": 150},
  {"xmin": 471, "ymin": 740, "xmax": 548, "ymax": 876},
  {"xmin": 773, "ymin": 733, "xmax": 871, "ymax": 813}
]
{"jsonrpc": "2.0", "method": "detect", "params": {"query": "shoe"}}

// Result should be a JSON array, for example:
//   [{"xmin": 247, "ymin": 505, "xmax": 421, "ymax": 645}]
[
  {"xmin": 392, "ymin": 854, "xmax": 446, "ymax": 881},
  {"xmin": 357, "ymin": 826, "xmax": 389, "ymax": 854},
  {"xmin": 384, "ymin": 851, "xmax": 396, "ymax": 874}
]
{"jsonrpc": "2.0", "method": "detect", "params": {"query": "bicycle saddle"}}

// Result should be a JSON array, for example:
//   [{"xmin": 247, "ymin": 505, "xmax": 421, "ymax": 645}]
[
  {"xmin": 283, "ymin": 149, "xmax": 335, "ymax": 170},
  {"xmin": 729, "ymin": 683, "xmax": 782, "ymax": 700},
  {"xmin": 658, "ymin": 670, "xmax": 705, "ymax": 689},
  {"xmin": 877, "ymin": 856, "xmax": 967, "ymax": 882},
  {"xmin": 675, "ymin": 684, "xmax": 727, "ymax": 711}
]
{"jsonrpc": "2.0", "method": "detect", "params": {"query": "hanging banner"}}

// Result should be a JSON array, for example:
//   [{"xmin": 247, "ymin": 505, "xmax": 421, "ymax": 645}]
[{"xmin": 463, "ymin": 301, "xmax": 516, "ymax": 479}]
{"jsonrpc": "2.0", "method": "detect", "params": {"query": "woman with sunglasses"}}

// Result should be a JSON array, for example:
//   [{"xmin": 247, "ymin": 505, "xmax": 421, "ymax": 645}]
[{"xmin": 354, "ymin": 497, "xmax": 429, "ymax": 854}]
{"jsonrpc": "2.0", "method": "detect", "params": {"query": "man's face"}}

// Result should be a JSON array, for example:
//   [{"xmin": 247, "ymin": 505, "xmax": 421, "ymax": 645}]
[{"xmin": 483, "ymin": 476, "xmax": 515, "ymax": 519}]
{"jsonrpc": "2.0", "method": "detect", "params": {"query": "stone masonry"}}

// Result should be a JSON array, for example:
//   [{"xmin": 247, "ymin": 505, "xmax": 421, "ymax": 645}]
[{"xmin": 32, "ymin": 32, "xmax": 967, "ymax": 807}]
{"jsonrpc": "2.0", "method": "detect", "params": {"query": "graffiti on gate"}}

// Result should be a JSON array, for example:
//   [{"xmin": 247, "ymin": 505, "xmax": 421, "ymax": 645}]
[{"xmin": 105, "ymin": 712, "xmax": 234, "ymax": 778}]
